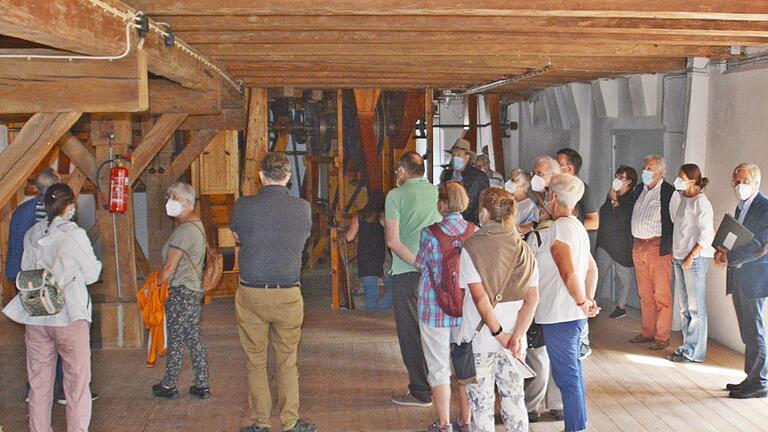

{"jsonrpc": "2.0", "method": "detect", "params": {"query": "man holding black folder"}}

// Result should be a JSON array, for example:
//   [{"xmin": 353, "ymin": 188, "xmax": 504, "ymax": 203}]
[{"xmin": 715, "ymin": 163, "xmax": 768, "ymax": 399}]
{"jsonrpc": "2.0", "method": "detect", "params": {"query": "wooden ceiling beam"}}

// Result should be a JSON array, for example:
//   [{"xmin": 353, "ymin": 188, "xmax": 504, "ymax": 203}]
[
  {"xmin": 162, "ymin": 15, "xmax": 768, "ymax": 37},
  {"xmin": 0, "ymin": 0, "xmax": 223, "ymax": 90},
  {"xmin": 149, "ymin": 79, "xmax": 222, "ymax": 114},
  {"xmin": 177, "ymin": 30, "xmax": 768, "ymax": 46},
  {"xmin": 122, "ymin": 1, "xmax": 768, "ymax": 19},
  {"xmin": 0, "ymin": 49, "xmax": 148, "ymax": 113},
  {"xmin": 202, "ymin": 43, "xmax": 733, "ymax": 58},
  {"xmin": 178, "ymin": 109, "xmax": 246, "ymax": 131},
  {"xmin": 216, "ymin": 57, "xmax": 687, "ymax": 74}
]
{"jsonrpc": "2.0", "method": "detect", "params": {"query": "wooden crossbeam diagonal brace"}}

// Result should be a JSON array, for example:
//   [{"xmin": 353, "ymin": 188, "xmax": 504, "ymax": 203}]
[
  {"xmin": 166, "ymin": 129, "xmax": 220, "ymax": 184},
  {"xmin": 131, "ymin": 113, "xmax": 188, "ymax": 180},
  {"xmin": 58, "ymin": 132, "xmax": 98, "ymax": 183},
  {"xmin": 0, "ymin": 113, "xmax": 82, "ymax": 209}
]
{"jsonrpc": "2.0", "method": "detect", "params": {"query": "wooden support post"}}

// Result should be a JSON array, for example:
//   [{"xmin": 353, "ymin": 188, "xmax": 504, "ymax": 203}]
[
  {"xmin": 58, "ymin": 132, "xmax": 97, "ymax": 181},
  {"xmin": 353, "ymin": 88, "xmax": 383, "ymax": 194},
  {"xmin": 465, "ymin": 95, "xmax": 478, "ymax": 150},
  {"xmin": 242, "ymin": 88, "xmax": 269, "ymax": 196},
  {"xmin": 425, "ymin": 88, "xmax": 435, "ymax": 183},
  {"xmin": 330, "ymin": 227, "xmax": 341, "ymax": 311},
  {"xmin": 486, "ymin": 94, "xmax": 506, "ymax": 177},
  {"xmin": 91, "ymin": 114, "xmax": 142, "ymax": 349},
  {"xmin": 0, "ymin": 113, "xmax": 82, "ymax": 209},
  {"xmin": 336, "ymin": 89, "xmax": 345, "ymax": 217}
]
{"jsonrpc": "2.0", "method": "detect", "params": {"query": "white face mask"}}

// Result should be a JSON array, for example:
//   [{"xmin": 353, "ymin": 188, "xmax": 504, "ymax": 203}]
[
  {"xmin": 165, "ymin": 199, "xmax": 184, "ymax": 217},
  {"xmin": 736, "ymin": 183, "xmax": 754, "ymax": 201},
  {"xmin": 504, "ymin": 179, "xmax": 517, "ymax": 194},
  {"xmin": 611, "ymin": 178, "xmax": 624, "ymax": 192},
  {"xmin": 65, "ymin": 207, "xmax": 76, "ymax": 221},
  {"xmin": 531, "ymin": 175, "xmax": 546, "ymax": 192},
  {"xmin": 673, "ymin": 177, "xmax": 689, "ymax": 191},
  {"xmin": 641, "ymin": 169, "xmax": 655, "ymax": 185}
]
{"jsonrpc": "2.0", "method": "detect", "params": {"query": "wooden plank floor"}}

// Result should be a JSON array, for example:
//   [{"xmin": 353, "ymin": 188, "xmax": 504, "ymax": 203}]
[{"xmin": 1, "ymin": 269, "xmax": 767, "ymax": 431}]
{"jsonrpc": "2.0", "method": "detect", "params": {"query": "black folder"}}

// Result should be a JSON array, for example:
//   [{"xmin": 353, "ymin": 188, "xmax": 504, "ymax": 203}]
[{"xmin": 713, "ymin": 213, "xmax": 754, "ymax": 250}]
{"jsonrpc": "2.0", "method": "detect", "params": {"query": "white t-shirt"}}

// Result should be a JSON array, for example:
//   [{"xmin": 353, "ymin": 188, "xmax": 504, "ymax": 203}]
[
  {"xmin": 452, "ymin": 249, "xmax": 539, "ymax": 354},
  {"xmin": 534, "ymin": 216, "xmax": 590, "ymax": 324},
  {"xmin": 516, "ymin": 197, "xmax": 537, "ymax": 226},
  {"xmin": 670, "ymin": 193, "xmax": 715, "ymax": 260}
]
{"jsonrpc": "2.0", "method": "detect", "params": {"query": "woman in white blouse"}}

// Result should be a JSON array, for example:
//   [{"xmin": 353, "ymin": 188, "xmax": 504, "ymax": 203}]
[
  {"xmin": 3, "ymin": 183, "xmax": 102, "ymax": 432},
  {"xmin": 668, "ymin": 163, "xmax": 715, "ymax": 363}
]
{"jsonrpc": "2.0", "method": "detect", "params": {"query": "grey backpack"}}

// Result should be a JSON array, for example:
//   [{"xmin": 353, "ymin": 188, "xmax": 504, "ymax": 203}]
[{"xmin": 15, "ymin": 229, "xmax": 75, "ymax": 316}]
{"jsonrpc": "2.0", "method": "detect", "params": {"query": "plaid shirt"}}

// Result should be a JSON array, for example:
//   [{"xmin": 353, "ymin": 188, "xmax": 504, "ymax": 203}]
[{"xmin": 414, "ymin": 213, "xmax": 470, "ymax": 328}]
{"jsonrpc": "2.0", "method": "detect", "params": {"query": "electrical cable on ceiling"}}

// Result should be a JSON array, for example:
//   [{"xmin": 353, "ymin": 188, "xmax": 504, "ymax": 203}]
[{"xmin": 0, "ymin": 0, "xmax": 242, "ymax": 93}]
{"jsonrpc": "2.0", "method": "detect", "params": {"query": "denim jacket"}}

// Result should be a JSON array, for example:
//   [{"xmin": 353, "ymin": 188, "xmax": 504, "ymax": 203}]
[{"xmin": 5, "ymin": 198, "xmax": 39, "ymax": 282}]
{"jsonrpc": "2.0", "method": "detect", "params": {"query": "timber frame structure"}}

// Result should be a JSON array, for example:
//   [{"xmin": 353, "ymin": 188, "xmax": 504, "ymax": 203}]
[{"xmin": 2, "ymin": 0, "xmax": 767, "ymax": 346}]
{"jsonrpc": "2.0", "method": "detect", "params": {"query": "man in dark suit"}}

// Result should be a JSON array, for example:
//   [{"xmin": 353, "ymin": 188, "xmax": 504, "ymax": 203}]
[
  {"xmin": 438, "ymin": 138, "xmax": 489, "ymax": 224},
  {"xmin": 715, "ymin": 163, "xmax": 768, "ymax": 399}
]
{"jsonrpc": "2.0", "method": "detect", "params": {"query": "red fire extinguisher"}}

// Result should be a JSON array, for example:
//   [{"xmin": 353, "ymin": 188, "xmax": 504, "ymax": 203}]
[{"xmin": 109, "ymin": 162, "xmax": 130, "ymax": 214}]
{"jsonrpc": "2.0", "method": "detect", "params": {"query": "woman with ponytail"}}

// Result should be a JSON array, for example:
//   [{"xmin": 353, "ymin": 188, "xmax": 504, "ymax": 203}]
[
  {"xmin": 3, "ymin": 183, "xmax": 102, "ymax": 432},
  {"xmin": 668, "ymin": 163, "xmax": 715, "ymax": 363}
]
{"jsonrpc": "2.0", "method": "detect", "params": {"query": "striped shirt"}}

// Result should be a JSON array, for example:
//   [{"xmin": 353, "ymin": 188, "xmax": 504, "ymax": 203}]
[
  {"xmin": 34, "ymin": 199, "xmax": 46, "ymax": 222},
  {"xmin": 414, "ymin": 213, "xmax": 469, "ymax": 328},
  {"xmin": 631, "ymin": 181, "xmax": 663, "ymax": 239}
]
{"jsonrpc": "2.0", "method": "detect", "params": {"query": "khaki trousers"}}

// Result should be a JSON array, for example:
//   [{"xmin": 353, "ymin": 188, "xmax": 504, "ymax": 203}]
[
  {"xmin": 632, "ymin": 238, "xmax": 673, "ymax": 343},
  {"xmin": 236, "ymin": 286, "xmax": 304, "ymax": 431}
]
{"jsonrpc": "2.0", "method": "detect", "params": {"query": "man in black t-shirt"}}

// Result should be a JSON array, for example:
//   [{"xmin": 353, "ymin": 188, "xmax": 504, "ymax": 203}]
[{"xmin": 556, "ymin": 148, "xmax": 599, "ymax": 231}]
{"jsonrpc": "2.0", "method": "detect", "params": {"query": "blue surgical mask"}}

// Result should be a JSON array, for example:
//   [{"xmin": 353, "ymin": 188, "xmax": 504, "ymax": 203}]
[
  {"xmin": 641, "ymin": 169, "xmax": 654, "ymax": 185},
  {"xmin": 451, "ymin": 156, "xmax": 466, "ymax": 171}
]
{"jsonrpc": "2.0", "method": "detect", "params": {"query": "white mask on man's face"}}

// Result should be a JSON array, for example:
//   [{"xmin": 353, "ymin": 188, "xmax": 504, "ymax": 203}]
[
  {"xmin": 531, "ymin": 175, "xmax": 546, "ymax": 192},
  {"xmin": 736, "ymin": 183, "xmax": 754, "ymax": 201}
]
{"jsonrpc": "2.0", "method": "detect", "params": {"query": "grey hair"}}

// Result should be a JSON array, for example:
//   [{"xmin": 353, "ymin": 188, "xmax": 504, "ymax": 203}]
[
  {"xmin": 509, "ymin": 169, "xmax": 531, "ymax": 191},
  {"xmin": 534, "ymin": 155, "xmax": 561, "ymax": 175},
  {"xmin": 167, "ymin": 182, "xmax": 196, "ymax": 208},
  {"xmin": 733, "ymin": 162, "xmax": 762, "ymax": 186},
  {"xmin": 35, "ymin": 168, "xmax": 60, "ymax": 196},
  {"xmin": 644, "ymin": 154, "xmax": 667, "ymax": 174},
  {"xmin": 475, "ymin": 154, "xmax": 491, "ymax": 166},
  {"xmin": 549, "ymin": 173, "xmax": 585, "ymax": 209}
]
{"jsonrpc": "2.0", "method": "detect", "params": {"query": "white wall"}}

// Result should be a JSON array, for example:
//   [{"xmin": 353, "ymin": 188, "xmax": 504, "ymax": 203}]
[{"xmin": 704, "ymin": 65, "xmax": 768, "ymax": 352}]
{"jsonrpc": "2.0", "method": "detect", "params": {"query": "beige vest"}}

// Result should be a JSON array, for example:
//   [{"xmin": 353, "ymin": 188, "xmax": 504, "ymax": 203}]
[{"xmin": 463, "ymin": 221, "xmax": 535, "ymax": 303}]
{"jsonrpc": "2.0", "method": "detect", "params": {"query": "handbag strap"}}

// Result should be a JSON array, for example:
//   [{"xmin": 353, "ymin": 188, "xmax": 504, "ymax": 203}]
[
  {"xmin": 474, "ymin": 260, "xmax": 518, "ymax": 333},
  {"xmin": 175, "ymin": 222, "xmax": 207, "ymax": 282}
]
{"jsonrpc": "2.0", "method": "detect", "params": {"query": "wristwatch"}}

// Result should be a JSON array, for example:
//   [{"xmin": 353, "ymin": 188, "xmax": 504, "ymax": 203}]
[{"xmin": 490, "ymin": 325, "xmax": 504, "ymax": 337}]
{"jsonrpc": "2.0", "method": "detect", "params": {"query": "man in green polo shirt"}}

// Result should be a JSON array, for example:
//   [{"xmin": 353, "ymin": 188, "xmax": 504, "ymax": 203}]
[{"xmin": 385, "ymin": 151, "xmax": 441, "ymax": 407}]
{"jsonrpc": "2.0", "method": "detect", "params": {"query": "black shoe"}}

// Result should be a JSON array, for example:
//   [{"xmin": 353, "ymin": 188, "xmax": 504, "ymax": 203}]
[
  {"xmin": 239, "ymin": 425, "xmax": 270, "ymax": 432},
  {"xmin": 152, "ymin": 383, "xmax": 179, "ymax": 400},
  {"xmin": 725, "ymin": 381, "xmax": 748, "ymax": 391},
  {"xmin": 665, "ymin": 353, "xmax": 692, "ymax": 363},
  {"xmin": 528, "ymin": 411, "xmax": 540, "ymax": 423},
  {"xmin": 189, "ymin": 385, "xmax": 210, "ymax": 400},
  {"xmin": 729, "ymin": 386, "xmax": 768, "ymax": 399},
  {"xmin": 609, "ymin": 306, "xmax": 627, "ymax": 319},
  {"xmin": 285, "ymin": 419, "xmax": 318, "ymax": 432}
]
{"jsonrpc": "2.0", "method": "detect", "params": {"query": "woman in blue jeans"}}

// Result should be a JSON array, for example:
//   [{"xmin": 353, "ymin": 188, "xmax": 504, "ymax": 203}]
[
  {"xmin": 534, "ymin": 174, "xmax": 599, "ymax": 432},
  {"xmin": 668, "ymin": 164, "xmax": 714, "ymax": 363},
  {"xmin": 345, "ymin": 193, "xmax": 393, "ymax": 311}
]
